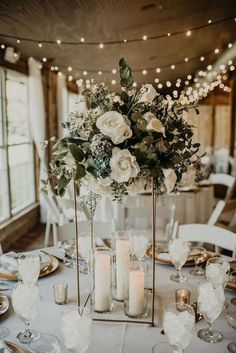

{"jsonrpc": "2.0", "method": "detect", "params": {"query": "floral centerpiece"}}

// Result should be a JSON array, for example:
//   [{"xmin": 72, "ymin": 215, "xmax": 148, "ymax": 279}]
[{"xmin": 42, "ymin": 59, "xmax": 200, "ymax": 200}]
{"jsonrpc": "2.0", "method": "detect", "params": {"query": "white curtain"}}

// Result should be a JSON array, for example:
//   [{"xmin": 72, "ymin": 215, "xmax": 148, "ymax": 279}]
[
  {"xmin": 28, "ymin": 57, "xmax": 47, "ymax": 222},
  {"xmin": 57, "ymin": 75, "xmax": 68, "ymax": 137}
]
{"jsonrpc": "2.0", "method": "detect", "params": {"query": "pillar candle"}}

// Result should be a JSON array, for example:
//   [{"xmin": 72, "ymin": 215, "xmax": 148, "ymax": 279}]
[
  {"xmin": 116, "ymin": 239, "xmax": 130, "ymax": 301},
  {"xmin": 129, "ymin": 269, "xmax": 145, "ymax": 316},
  {"xmin": 94, "ymin": 253, "xmax": 111, "ymax": 312}
]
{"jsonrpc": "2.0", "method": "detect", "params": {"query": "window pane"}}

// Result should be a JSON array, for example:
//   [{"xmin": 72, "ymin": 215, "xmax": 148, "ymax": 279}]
[
  {"xmin": 0, "ymin": 72, "xmax": 3, "ymax": 147},
  {"xmin": 0, "ymin": 148, "xmax": 10, "ymax": 222},
  {"xmin": 8, "ymin": 144, "xmax": 35, "ymax": 214},
  {"xmin": 6, "ymin": 71, "xmax": 30, "ymax": 145}
]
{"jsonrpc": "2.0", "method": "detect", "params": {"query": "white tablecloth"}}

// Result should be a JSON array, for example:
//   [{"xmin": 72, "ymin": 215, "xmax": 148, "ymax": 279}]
[{"xmin": 1, "ymin": 246, "xmax": 235, "ymax": 353}]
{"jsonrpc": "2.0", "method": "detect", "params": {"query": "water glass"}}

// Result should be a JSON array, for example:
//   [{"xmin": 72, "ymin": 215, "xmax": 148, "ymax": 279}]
[
  {"xmin": 169, "ymin": 239, "xmax": 190, "ymax": 282},
  {"xmin": 226, "ymin": 308, "xmax": 236, "ymax": 353},
  {"xmin": 18, "ymin": 253, "xmax": 40, "ymax": 285},
  {"xmin": 206, "ymin": 257, "xmax": 230, "ymax": 288},
  {"xmin": 28, "ymin": 334, "xmax": 61, "ymax": 353},
  {"xmin": 197, "ymin": 281, "xmax": 225, "ymax": 343},
  {"xmin": 53, "ymin": 284, "xmax": 68, "ymax": 305},
  {"xmin": 189, "ymin": 246, "xmax": 206, "ymax": 276},
  {"xmin": 175, "ymin": 289, "xmax": 190, "ymax": 311},
  {"xmin": 163, "ymin": 303, "xmax": 195, "ymax": 353},
  {"xmin": 12, "ymin": 282, "xmax": 40, "ymax": 343},
  {"xmin": 61, "ymin": 307, "xmax": 92, "ymax": 353},
  {"xmin": 132, "ymin": 230, "xmax": 149, "ymax": 260}
]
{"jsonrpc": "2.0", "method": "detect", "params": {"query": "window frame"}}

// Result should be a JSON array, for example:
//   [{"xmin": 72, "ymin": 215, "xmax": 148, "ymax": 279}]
[{"xmin": 0, "ymin": 67, "xmax": 36, "ymax": 224}]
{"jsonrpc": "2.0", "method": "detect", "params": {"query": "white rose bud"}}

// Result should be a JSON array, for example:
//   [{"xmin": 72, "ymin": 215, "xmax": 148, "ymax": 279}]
[
  {"xmin": 143, "ymin": 112, "xmax": 165, "ymax": 135},
  {"xmin": 138, "ymin": 84, "xmax": 157, "ymax": 103}
]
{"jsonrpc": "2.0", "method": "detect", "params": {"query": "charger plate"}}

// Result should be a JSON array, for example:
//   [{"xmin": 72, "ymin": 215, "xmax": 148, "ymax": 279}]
[
  {"xmin": 226, "ymin": 280, "xmax": 236, "ymax": 292},
  {"xmin": 146, "ymin": 245, "xmax": 208, "ymax": 267},
  {"xmin": 0, "ymin": 295, "xmax": 9, "ymax": 315},
  {"xmin": 0, "ymin": 256, "xmax": 59, "ymax": 281},
  {"xmin": 5, "ymin": 341, "xmax": 25, "ymax": 353}
]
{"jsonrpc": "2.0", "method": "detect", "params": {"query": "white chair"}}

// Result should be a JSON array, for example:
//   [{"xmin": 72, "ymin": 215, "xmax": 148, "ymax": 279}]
[
  {"xmin": 207, "ymin": 200, "xmax": 226, "ymax": 226},
  {"xmin": 53, "ymin": 219, "xmax": 116, "ymax": 244},
  {"xmin": 178, "ymin": 224, "xmax": 236, "ymax": 258},
  {"xmin": 209, "ymin": 173, "xmax": 235, "ymax": 202},
  {"xmin": 216, "ymin": 199, "xmax": 236, "ymax": 230},
  {"xmin": 56, "ymin": 197, "xmax": 90, "ymax": 221}
]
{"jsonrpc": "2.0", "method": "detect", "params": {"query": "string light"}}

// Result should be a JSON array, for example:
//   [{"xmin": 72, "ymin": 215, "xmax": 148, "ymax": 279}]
[
  {"xmin": 67, "ymin": 66, "xmax": 72, "ymax": 71},
  {"xmin": 68, "ymin": 75, "xmax": 73, "ymax": 82},
  {"xmin": 16, "ymin": 39, "xmax": 20, "ymax": 43},
  {"xmin": 156, "ymin": 68, "xmax": 161, "ymax": 73},
  {"xmin": 167, "ymin": 33, "xmax": 171, "ymax": 37},
  {"xmin": 112, "ymin": 69, "xmax": 117, "ymax": 74},
  {"xmin": 142, "ymin": 69, "xmax": 147, "ymax": 75},
  {"xmin": 1, "ymin": 44, "xmax": 5, "ymax": 49},
  {"xmin": 187, "ymin": 75, "xmax": 192, "ymax": 80},
  {"xmin": 143, "ymin": 35, "xmax": 148, "ymax": 40},
  {"xmin": 133, "ymin": 82, "xmax": 137, "ymax": 87},
  {"xmin": 98, "ymin": 71, "xmax": 102, "ymax": 75},
  {"xmin": 228, "ymin": 43, "xmax": 232, "ymax": 48},
  {"xmin": 158, "ymin": 83, "xmax": 163, "ymax": 89},
  {"xmin": 214, "ymin": 48, "xmax": 220, "ymax": 54},
  {"xmin": 154, "ymin": 78, "xmax": 159, "ymax": 83},
  {"xmin": 42, "ymin": 57, "xmax": 47, "ymax": 62},
  {"xmin": 200, "ymin": 56, "xmax": 205, "ymax": 61},
  {"xmin": 171, "ymin": 64, "xmax": 175, "ymax": 70},
  {"xmin": 186, "ymin": 30, "xmax": 192, "ymax": 37},
  {"xmin": 83, "ymin": 71, "xmax": 87, "ymax": 76},
  {"xmin": 208, "ymin": 19, "xmax": 212, "ymax": 24},
  {"xmin": 111, "ymin": 79, "xmax": 116, "ymax": 85},
  {"xmin": 80, "ymin": 38, "xmax": 85, "ymax": 42},
  {"xmin": 123, "ymin": 39, "xmax": 127, "ymax": 43},
  {"xmin": 99, "ymin": 43, "xmax": 104, "ymax": 49},
  {"xmin": 56, "ymin": 39, "xmax": 61, "ymax": 45},
  {"xmin": 184, "ymin": 57, "xmax": 189, "ymax": 62},
  {"xmin": 38, "ymin": 42, "xmax": 42, "ymax": 48}
]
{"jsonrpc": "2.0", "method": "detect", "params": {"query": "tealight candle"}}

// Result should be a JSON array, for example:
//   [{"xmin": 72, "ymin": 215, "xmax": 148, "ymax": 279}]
[
  {"xmin": 175, "ymin": 288, "xmax": 191, "ymax": 310},
  {"xmin": 53, "ymin": 283, "xmax": 68, "ymax": 305},
  {"xmin": 94, "ymin": 251, "xmax": 111, "ymax": 312}
]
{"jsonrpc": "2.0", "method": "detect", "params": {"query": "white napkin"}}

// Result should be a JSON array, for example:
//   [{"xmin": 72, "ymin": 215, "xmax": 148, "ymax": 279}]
[
  {"xmin": 198, "ymin": 282, "xmax": 225, "ymax": 322},
  {"xmin": 0, "ymin": 251, "xmax": 50, "ymax": 273},
  {"xmin": 61, "ymin": 310, "xmax": 92, "ymax": 351},
  {"xmin": 206, "ymin": 262, "xmax": 230, "ymax": 286},
  {"xmin": 164, "ymin": 310, "xmax": 194, "ymax": 349}
]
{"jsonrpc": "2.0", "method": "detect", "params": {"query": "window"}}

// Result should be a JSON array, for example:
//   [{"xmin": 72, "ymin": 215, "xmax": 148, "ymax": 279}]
[{"xmin": 0, "ymin": 68, "xmax": 35, "ymax": 223}]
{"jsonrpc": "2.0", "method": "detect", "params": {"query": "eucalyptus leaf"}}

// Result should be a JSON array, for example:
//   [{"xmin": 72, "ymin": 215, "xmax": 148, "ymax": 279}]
[
  {"xmin": 75, "ymin": 164, "xmax": 86, "ymax": 180},
  {"xmin": 68, "ymin": 144, "xmax": 84, "ymax": 162}
]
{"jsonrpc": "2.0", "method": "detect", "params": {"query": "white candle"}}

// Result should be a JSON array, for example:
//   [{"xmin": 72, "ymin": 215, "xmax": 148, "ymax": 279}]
[
  {"xmin": 94, "ymin": 253, "xmax": 111, "ymax": 312},
  {"xmin": 116, "ymin": 239, "xmax": 130, "ymax": 301},
  {"xmin": 129, "ymin": 269, "xmax": 145, "ymax": 316}
]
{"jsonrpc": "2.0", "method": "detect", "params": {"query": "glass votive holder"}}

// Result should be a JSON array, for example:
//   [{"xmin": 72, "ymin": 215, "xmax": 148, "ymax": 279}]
[
  {"xmin": 124, "ymin": 261, "xmax": 148, "ymax": 318},
  {"xmin": 91, "ymin": 248, "xmax": 112, "ymax": 313},
  {"xmin": 112, "ymin": 231, "xmax": 132, "ymax": 302},
  {"xmin": 53, "ymin": 283, "xmax": 68, "ymax": 305},
  {"xmin": 175, "ymin": 288, "xmax": 191, "ymax": 311}
]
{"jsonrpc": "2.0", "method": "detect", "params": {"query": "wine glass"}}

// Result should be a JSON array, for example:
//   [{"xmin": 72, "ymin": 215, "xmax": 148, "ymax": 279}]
[
  {"xmin": 197, "ymin": 281, "xmax": 225, "ymax": 343},
  {"xmin": 168, "ymin": 239, "xmax": 190, "ymax": 282},
  {"xmin": 18, "ymin": 253, "xmax": 41, "ymax": 285},
  {"xmin": 132, "ymin": 230, "xmax": 149, "ymax": 261},
  {"xmin": 206, "ymin": 257, "xmax": 230, "ymax": 288},
  {"xmin": 226, "ymin": 308, "xmax": 236, "ymax": 353},
  {"xmin": 161, "ymin": 302, "xmax": 195, "ymax": 353},
  {"xmin": 189, "ymin": 246, "xmax": 206, "ymax": 276},
  {"xmin": 12, "ymin": 282, "xmax": 40, "ymax": 343},
  {"xmin": 61, "ymin": 307, "xmax": 92, "ymax": 353},
  {"xmin": 229, "ymin": 271, "xmax": 236, "ymax": 306}
]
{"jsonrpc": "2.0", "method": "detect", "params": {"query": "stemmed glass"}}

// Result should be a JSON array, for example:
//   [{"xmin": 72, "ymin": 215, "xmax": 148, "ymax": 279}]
[
  {"xmin": 152, "ymin": 303, "xmax": 195, "ymax": 353},
  {"xmin": 206, "ymin": 257, "xmax": 230, "ymax": 288},
  {"xmin": 226, "ymin": 308, "xmax": 236, "ymax": 353},
  {"xmin": 229, "ymin": 270, "xmax": 236, "ymax": 306},
  {"xmin": 0, "ymin": 295, "xmax": 9, "ymax": 339},
  {"xmin": 189, "ymin": 246, "xmax": 206, "ymax": 276},
  {"xmin": 169, "ymin": 239, "xmax": 190, "ymax": 282},
  {"xmin": 61, "ymin": 307, "xmax": 92, "ymax": 353},
  {"xmin": 12, "ymin": 282, "xmax": 40, "ymax": 343},
  {"xmin": 197, "ymin": 281, "xmax": 225, "ymax": 343},
  {"xmin": 17, "ymin": 253, "xmax": 41, "ymax": 285}
]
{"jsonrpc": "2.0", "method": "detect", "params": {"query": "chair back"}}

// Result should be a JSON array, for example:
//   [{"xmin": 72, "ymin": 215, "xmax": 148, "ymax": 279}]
[
  {"xmin": 56, "ymin": 197, "xmax": 90, "ymax": 220},
  {"xmin": 178, "ymin": 224, "xmax": 236, "ymax": 258},
  {"xmin": 209, "ymin": 173, "xmax": 235, "ymax": 201},
  {"xmin": 207, "ymin": 200, "xmax": 225, "ymax": 226}
]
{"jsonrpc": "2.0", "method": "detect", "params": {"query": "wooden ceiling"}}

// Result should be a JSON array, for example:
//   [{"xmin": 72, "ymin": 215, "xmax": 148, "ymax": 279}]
[{"xmin": 0, "ymin": 0, "xmax": 236, "ymax": 87}]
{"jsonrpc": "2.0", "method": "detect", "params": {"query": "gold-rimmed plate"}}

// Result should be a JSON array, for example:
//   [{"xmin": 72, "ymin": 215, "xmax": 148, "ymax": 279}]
[
  {"xmin": 0, "ymin": 256, "xmax": 59, "ymax": 281},
  {"xmin": 5, "ymin": 341, "xmax": 25, "ymax": 353},
  {"xmin": 146, "ymin": 245, "xmax": 208, "ymax": 267},
  {"xmin": 0, "ymin": 295, "xmax": 9, "ymax": 315},
  {"xmin": 226, "ymin": 281, "xmax": 236, "ymax": 292}
]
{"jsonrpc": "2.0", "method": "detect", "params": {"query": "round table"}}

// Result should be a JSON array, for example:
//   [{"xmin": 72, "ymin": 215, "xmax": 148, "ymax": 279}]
[{"xmin": 2, "ymin": 246, "xmax": 235, "ymax": 353}]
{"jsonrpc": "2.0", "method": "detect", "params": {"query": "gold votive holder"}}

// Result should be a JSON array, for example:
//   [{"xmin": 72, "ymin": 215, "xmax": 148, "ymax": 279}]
[
  {"xmin": 175, "ymin": 288, "xmax": 191, "ymax": 311},
  {"xmin": 53, "ymin": 283, "xmax": 68, "ymax": 305}
]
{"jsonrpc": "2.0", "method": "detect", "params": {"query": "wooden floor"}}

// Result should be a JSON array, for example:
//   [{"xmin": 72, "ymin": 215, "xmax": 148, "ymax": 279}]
[{"xmin": 8, "ymin": 223, "xmax": 53, "ymax": 252}]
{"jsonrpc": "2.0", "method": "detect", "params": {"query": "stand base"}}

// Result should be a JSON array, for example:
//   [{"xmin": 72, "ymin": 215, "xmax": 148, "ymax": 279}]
[
  {"xmin": 17, "ymin": 329, "xmax": 40, "ymax": 344},
  {"xmin": 170, "ymin": 273, "xmax": 187, "ymax": 283},
  {"xmin": 228, "ymin": 342, "xmax": 236, "ymax": 353}
]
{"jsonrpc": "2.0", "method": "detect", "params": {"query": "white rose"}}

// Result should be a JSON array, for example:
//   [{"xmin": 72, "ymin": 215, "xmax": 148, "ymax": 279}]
[
  {"xmin": 138, "ymin": 84, "xmax": 157, "ymax": 103},
  {"xmin": 110, "ymin": 148, "xmax": 140, "ymax": 183},
  {"xmin": 143, "ymin": 112, "xmax": 165, "ymax": 135},
  {"xmin": 96, "ymin": 111, "xmax": 132, "ymax": 144},
  {"xmin": 162, "ymin": 168, "xmax": 177, "ymax": 193}
]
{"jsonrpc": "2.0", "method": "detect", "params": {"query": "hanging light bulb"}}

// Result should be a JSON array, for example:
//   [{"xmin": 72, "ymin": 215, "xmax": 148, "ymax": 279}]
[
  {"xmin": 67, "ymin": 66, "xmax": 72, "ymax": 72},
  {"xmin": 186, "ymin": 30, "xmax": 192, "ymax": 37},
  {"xmin": 99, "ymin": 43, "xmax": 104, "ymax": 49},
  {"xmin": 200, "ymin": 56, "xmax": 205, "ymax": 61},
  {"xmin": 156, "ymin": 68, "xmax": 161, "ymax": 73},
  {"xmin": 155, "ymin": 78, "xmax": 159, "ymax": 83},
  {"xmin": 142, "ymin": 35, "xmax": 148, "ymax": 40},
  {"xmin": 80, "ymin": 37, "xmax": 85, "ymax": 42},
  {"xmin": 38, "ymin": 42, "xmax": 42, "ymax": 48},
  {"xmin": 98, "ymin": 71, "xmax": 102, "ymax": 75},
  {"xmin": 170, "ymin": 64, "xmax": 175, "ymax": 70},
  {"xmin": 142, "ymin": 69, "xmax": 147, "ymax": 75},
  {"xmin": 184, "ymin": 57, "xmax": 189, "ymax": 62},
  {"xmin": 111, "ymin": 79, "xmax": 116, "ymax": 85},
  {"xmin": 112, "ymin": 69, "xmax": 117, "ymax": 74},
  {"xmin": 56, "ymin": 39, "xmax": 61, "ymax": 45}
]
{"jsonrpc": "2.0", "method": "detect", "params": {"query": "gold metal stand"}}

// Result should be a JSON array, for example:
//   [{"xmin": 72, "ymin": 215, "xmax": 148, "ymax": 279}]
[{"xmin": 73, "ymin": 178, "xmax": 156, "ymax": 326}]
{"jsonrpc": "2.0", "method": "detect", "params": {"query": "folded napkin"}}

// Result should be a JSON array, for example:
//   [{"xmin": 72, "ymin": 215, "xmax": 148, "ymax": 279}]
[
  {"xmin": 206, "ymin": 261, "xmax": 230, "ymax": 286},
  {"xmin": 198, "ymin": 282, "xmax": 225, "ymax": 322},
  {"xmin": 0, "ymin": 251, "xmax": 51, "ymax": 273}
]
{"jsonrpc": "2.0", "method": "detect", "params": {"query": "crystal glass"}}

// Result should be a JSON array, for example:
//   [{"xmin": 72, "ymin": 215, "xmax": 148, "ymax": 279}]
[
  {"xmin": 61, "ymin": 307, "xmax": 92, "ymax": 353},
  {"xmin": 18, "ymin": 253, "xmax": 40, "ymax": 285},
  {"xmin": 163, "ymin": 303, "xmax": 195, "ymax": 353},
  {"xmin": 28, "ymin": 334, "xmax": 61, "ymax": 353},
  {"xmin": 132, "ymin": 230, "xmax": 149, "ymax": 260},
  {"xmin": 124, "ymin": 261, "xmax": 148, "ymax": 318},
  {"xmin": 91, "ymin": 248, "xmax": 112, "ymax": 313},
  {"xmin": 169, "ymin": 239, "xmax": 190, "ymax": 282},
  {"xmin": 189, "ymin": 246, "xmax": 206, "ymax": 276},
  {"xmin": 197, "ymin": 281, "xmax": 225, "ymax": 343},
  {"xmin": 12, "ymin": 282, "xmax": 40, "ymax": 343},
  {"xmin": 226, "ymin": 308, "xmax": 236, "ymax": 352},
  {"xmin": 0, "ymin": 295, "xmax": 9, "ymax": 338},
  {"xmin": 112, "ymin": 231, "xmax": 132, "ymax": 301},
  {"xmin": 206, "ymin": 257, "xmax": 230, "ymax": 288}
]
